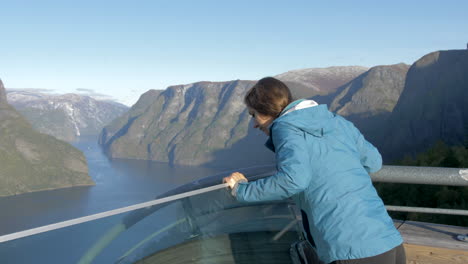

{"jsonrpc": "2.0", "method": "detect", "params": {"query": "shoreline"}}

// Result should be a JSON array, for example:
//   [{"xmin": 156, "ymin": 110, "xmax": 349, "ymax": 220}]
[{"xmin": 0, "ymin": 182, "xmax": 96, "ymax": 198}]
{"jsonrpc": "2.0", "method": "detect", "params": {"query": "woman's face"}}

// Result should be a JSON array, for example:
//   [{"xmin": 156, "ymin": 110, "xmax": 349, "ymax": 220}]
[{"xmin": 248, "ymin": 107, "xmax": 274, "ymax": 136}]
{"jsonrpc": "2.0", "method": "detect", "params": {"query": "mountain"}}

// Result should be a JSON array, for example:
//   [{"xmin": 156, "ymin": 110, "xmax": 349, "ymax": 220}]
[
  {"xmin": 380, "ymin": 50, "xmax": 468, "ymax": 162},
  {"xmin": 0, "ymin": 81, "xmax": 6, "ymax": 105},
  {"xmin": 328, "ymin": 63, "xmax": 410, "ymax": 143},
  {"xmin": 0, "ymin": 80, "xmax": 94, "ymax": 197},
  {"xmin": 275, "ymin": 66, "xmax": 368, "ymax": 102},
  {"xmin": 100, "ymin": 80, "xmax": 263, "ymax": 166},
  {"xmin": 99, "ymin": 89, "xmax": 162, "ymax": 147},
  {"xmin": 7, "ymin": 90, "xmax": 129, "ymax": 142},
  {"xmin": 99, "ymin": 67, "xmax": 368, "ymax": 167}
]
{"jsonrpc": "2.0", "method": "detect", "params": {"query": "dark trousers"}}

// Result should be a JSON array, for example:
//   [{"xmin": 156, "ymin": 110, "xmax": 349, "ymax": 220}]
[{"xmin": 329, "ymin": 244, "xmax": 406, "ymax": 264}]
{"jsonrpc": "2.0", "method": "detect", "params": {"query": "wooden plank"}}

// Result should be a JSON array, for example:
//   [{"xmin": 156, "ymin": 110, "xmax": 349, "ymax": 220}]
[
  {"xmin": 404, "ymin": 243, "xmax": 468, "ymax": 264},
  {"xmin": 395, "ymin": 221, "xmax": 468, "ymax": 251}
]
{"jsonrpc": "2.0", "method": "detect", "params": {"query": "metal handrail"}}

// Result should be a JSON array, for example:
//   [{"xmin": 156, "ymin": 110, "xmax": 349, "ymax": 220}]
[
  {"xmin": 373, "ymin": 165, "xmax": 468, "ymax": 216},
  {"xmin": 372, "ymin": 165, "xmax": 468, "ymax": 186},
  {"xmin": 386, "ymin": 206, "xmax": 468, "ymax": 216}
]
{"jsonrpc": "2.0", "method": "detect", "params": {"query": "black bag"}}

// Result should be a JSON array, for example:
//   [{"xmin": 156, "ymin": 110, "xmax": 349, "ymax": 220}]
[
  {"xmin": 290, "ymin": 208, "xmax": 325, "ymax": 264},
  {"xmin": 290, "ymin": 239, "xmax": 324, "ymax": 264}
]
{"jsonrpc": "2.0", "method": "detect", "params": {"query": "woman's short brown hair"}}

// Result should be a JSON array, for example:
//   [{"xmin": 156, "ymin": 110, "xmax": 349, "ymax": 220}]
[{"xmin": 244, "ymin": 77, "xmax": 293, "ymax": 117}]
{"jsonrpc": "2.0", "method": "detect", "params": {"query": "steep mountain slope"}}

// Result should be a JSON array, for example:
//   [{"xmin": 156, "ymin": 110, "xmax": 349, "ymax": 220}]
[
  {"xmin": 0, "ymin": 80, "xmax": 94, "ymax": 196},
  {"xmin": 329, "ymin": 63, "xmax": 410, "ymax": 143},
  {"xmin": 99, "ymin": 89, "xmax": 162, "ymax": 147},
  {"xmin": 100, "ymin": 81, "xmax": 257, "ymax": 166},
  {"xmin": 381, "ymin": 50, "xmax": 468, "ymax": 161},
  {"xmin": 275, "ymin": 66, "xmax": 368, "ymax": 101},
  {"xmin": 100, "ymin": 67, "xmax": 369, "ymax": 167}
]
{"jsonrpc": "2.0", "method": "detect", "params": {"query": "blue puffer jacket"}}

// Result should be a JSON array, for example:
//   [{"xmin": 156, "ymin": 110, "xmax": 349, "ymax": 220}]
[{"xmin": 236, "ymin": 100, "xmax": 403, "ymax": 263}]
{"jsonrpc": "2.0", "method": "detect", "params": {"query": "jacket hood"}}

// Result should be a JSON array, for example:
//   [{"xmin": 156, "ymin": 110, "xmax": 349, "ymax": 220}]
[
  {"xmin": 265, "ymin": 100, "xmax": 336, "ymax": 152},
  {"xmin": 275, "ymin": 100, "xmax": 335, "ymax": 137}
]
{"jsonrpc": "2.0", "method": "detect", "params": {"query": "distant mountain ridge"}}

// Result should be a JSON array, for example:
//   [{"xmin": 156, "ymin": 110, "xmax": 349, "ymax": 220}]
[
  {"xmin": 99, "ymin": 67, "xmax": 369, "ymax": 167},
  {"xmin": 7, "ymin": 90, "xmax": 128, "ymax": 142},
  {"xmin": 100, "ymin": 80, "xmax": 257, "ymax": 166},
  {"xmin": 0, "ymin": 80, "xmax": 94, "ymax": 197},
  {"xmin": 100, "ymin": 51, "xmax": 468, "ymax": 167},
  {"xmin": 330, "ymin": 63, "xmax": 409, "ymax": 116},
  {"xmin": 275, "ymin": 66, "xmax": 368, "ymax": 101},
  {"xmin": 328, "ymin": 63, "xmax": 410, "ymax": 143}
]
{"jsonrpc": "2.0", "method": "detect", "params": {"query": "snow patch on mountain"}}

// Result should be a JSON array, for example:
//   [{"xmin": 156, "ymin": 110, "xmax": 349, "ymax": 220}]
[{"xmin": 6, "ymin": 90, "xmax": 129, "ymax": 141}]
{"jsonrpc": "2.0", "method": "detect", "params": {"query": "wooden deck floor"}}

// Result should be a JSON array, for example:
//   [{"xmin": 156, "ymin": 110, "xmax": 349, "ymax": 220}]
[
  {"xmin": 135, "ymin": 221, "xmax": 468, "ymax": 264},
  {"xmin": 395, "ymin": 220, "xmax": 468, "ymax": 251},
  {"xmin": 404, "ymin": 244, "xmax": 468, "ymax": 264},
  {"xmin": 397, "ymin": 220, "xmax": 468, "ymax": 264}
]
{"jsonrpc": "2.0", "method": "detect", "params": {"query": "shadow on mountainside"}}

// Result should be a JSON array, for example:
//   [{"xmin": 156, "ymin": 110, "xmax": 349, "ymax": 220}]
[
  {"xmin": 344, "ymin": 112, "xmax": 393, "ymax": 163},
  {"xmin": 204, "ymin": 120, "xmax": 275, "ymax": 171},
  {"xmin": 379, "ymin": 50, "xmax": 468, "ymax": 163},
  {"xmin": 202, "ymin": 104, "xmax": 390, "ymax": 170}
]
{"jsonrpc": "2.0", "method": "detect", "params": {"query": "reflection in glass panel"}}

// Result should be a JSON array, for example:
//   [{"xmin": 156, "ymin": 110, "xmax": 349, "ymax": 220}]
[
  {"xmin": 117, "ymin": 188, "xmax": 296, "ymax": 264},
  {"xmin": 0, "ymin": 181, "xmax": 300, "ymax": 264}
]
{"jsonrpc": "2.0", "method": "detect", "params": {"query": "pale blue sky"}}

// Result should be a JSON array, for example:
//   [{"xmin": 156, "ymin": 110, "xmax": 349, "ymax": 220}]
[{"xmin": 1, "ymin": 0, "xmax": 467, "ymax": 105}]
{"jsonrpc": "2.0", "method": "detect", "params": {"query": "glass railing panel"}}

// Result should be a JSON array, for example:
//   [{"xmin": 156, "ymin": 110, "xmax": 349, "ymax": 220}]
[
  {"xmin": 0, "ymin": 211, "xmax": 128, "ymax": 263},
  {"xmin": 119, "ymin": 188, "xmax": 296, "ymax": 263},
  {"xmin": 91, "ymin": 201, "xmax": 185, "ymax": 264},
  {"xmin": 125, "ymin": 202, "xmax": 297, "ymax": 264},
  {"xmin": 0, "ymin": 181, "xmax": 299, "ymax": 264}
]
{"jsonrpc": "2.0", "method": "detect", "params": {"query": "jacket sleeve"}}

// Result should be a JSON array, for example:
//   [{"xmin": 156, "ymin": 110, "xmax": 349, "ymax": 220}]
[
  {"xmin": 350, "ymin": 122, "xmax": 382, "ymax": 174},
  {"xmin": 236, "ymin": 124, "xmax": 312, "ymax": 202}
]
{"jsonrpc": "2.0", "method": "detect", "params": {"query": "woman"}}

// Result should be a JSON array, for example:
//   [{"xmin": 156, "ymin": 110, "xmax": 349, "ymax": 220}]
[{"xmin": 224, "ymin": 77, "xmax": 406, "ymax": 264}]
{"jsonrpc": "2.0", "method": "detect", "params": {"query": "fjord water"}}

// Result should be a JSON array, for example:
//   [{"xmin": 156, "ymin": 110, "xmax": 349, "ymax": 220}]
[{"xmin": 0, "ymin": 137, "xmax": 222, "ymax": 236}]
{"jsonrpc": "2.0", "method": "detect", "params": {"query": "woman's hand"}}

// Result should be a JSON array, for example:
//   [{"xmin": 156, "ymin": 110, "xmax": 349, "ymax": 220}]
[{"xmin": 223, "ymin": 172, "xmax": 248, "ymax": 189}]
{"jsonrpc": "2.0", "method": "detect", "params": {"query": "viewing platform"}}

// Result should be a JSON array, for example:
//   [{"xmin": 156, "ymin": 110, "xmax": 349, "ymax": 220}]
[
  {"xmin": 396, "ymin": 221, "xmax": 468, "ymax": 264},
  {"xmin": 131, "ymin": 221, "xmax": 468, "ymax": 264},
  {"xmin": 0, "ymin": 165, "xmax": 467, "ymax": 264}
]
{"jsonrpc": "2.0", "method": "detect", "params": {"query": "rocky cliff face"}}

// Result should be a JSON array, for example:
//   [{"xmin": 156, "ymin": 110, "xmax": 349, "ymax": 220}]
[
  {"xmin": 99, "ymin": 89, "xmax": 162, "ymax": 146},
  {"xmin": 0, "ymin": 79, "xmax": 94, "ymax": 197},
  {"xmin": 103, "ymin": 56, "xmax": 466, "ymax": 167},
  {"xmin": 7, "ymin": 90, "xmax": 128, "ymax": 142},
  {"xmin": 100, "ymin": 67, "xmax": 369, "ymax": 167},
  {"xmin": 100, "ymin": 80, "xmax": 260, "ymax": 166},
  {"xmin": 0, "ymin": 81, "xmax": 6, "ymax": 105},
  {"xmin": 329, "ymin": 63, "xmax": 410, "ymax": 143},
  {"xmin": 381, "ymin": 50, "xmax": 468, "ymax": 161},
  {"xmin": 275, "ymin": 66, "xmax": 368, "ymax": 101}
]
